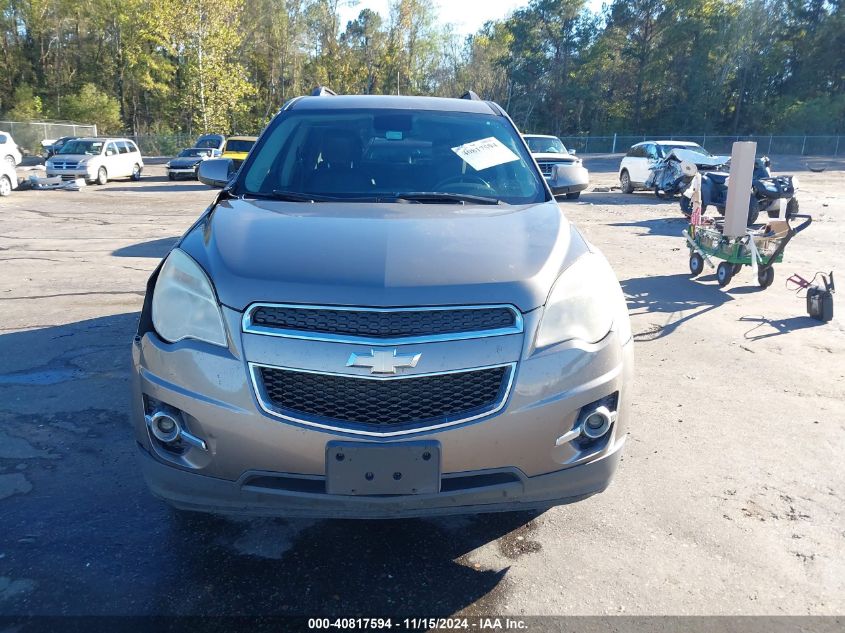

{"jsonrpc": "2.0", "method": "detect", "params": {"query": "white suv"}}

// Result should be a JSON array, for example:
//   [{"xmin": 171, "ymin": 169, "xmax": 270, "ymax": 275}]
[
  {"xmin": 45, "ymin": 137, "xmax": 144, "ymax": 184},
  {"xmin": 618, "ymin": 140, "xmax": 710, "ymax": 193},
  {"xmin": 0, "ymin": 131, "xmax": 23, "ymax": 167}
]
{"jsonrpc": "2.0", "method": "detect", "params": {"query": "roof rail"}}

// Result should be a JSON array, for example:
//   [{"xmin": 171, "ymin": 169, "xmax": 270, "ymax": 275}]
[
  {"xmin": 460, "ymin": 91, "xmax": 482, "ymax": 101},
  {"xmin": 311, "ymin": 86, "xmax": 337, "ymax": 96}
]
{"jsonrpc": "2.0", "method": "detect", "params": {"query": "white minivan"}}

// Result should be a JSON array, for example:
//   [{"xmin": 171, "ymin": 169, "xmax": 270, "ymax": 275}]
[
  {"xmin": 0, "ymin": 131, "xmax": 23, "ymax": 167},
  {"xmin": 45, "ymin": 137, "xmax": 144, "ymax": 184}
]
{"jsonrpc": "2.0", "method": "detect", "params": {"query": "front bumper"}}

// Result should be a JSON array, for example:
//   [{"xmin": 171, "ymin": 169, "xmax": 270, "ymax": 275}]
[
  {"xmin": 46, "ymin": 168, "xmax": 95, "ymax": 181},
  {"xmin": 546, "ymin": 165, "xmax": 590, "ymax": 195},
  {"xmin": 132, "ymin": 307, "xmax": 633, "ymax": 518},
  {"xmin": 167, "ymin": 167, "xmax": 198, "ymax": 177}
]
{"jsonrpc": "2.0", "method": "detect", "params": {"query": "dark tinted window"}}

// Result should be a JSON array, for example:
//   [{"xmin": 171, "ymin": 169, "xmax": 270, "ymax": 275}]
[
  {"xmin": 240, "ymin": 109, "xmax": 546, "ymax": 204},
  {"xmin": 627, "ymin": 145, "xmax": 643, "ymax": 158},
  {"xmin": 224, "ymin": 139, "xmax": 256, "ymax": 153},
  {"xmin": 60, "ymin": 140, "xmax": 103, "ymax": 155},
  {"xmin": 117, "ymin": 141, "xmax": 130, "ymax": 154}
]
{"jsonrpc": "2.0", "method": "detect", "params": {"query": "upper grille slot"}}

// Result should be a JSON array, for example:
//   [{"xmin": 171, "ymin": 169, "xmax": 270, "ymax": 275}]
[
  {"xmin": 254, "ymin": 364, "xmax": 512, "ymax": 432},
  {"xmin": 244, "ymin": 304, "xmax": 522, "ymax": 343}
]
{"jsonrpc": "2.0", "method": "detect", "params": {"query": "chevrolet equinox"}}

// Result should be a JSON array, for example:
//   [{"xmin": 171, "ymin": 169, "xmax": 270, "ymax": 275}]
[{"xmin": 131, "ymin": 91, "xmax": 633, "ymax": 519}]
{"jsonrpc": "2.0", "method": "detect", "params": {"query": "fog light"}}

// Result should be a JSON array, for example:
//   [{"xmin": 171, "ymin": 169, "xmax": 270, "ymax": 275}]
[
  {"xmin": 581, "ymin": 406, "xmax": 612, "ymax": 439},
  {"xmin": 147, "ymin": 411, "xmax": 181, "ymax": 443}
]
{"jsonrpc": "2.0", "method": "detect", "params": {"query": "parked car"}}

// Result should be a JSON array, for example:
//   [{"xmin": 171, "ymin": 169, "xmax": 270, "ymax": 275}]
[
  {"xmin": 194, "ymin": 134, "xmax": 226, "ymax": 152},
  {"xmin": 0, "ymin": 131, "xmax": 23, "ymax": 167},
  {"xmin": 221, "ymin": 135, "xmax": 257, "ymax": 169},
  {"xmin": 523, "ymin": 134, "xmax": 589, "ymax": 200},
  {"xmin": 133, "ymin": 91, "xmax": 633, "ymax": 519},
  {"xmin": 0, "ymin": 159, "xmax": 16, "ymax": 196},
  {"xmin": 166, "ymin": 147, "xmax": 221, "ymax": 180},
  {"xmin": 45, "ymin": 137, "xmax": 144, "ymax": 184},
  {"xmin": 619, "ymin": 140, "xmax": 715, "ymax": 193},
  {"xmin": 43, "ymin": 136, "xmax": 77, "ymax": 159}
]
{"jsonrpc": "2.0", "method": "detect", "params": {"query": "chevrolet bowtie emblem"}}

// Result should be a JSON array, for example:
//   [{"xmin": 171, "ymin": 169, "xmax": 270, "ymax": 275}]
[{"xmin": 346, "ymin": 350, "xmax": 422, "ymax": 374}]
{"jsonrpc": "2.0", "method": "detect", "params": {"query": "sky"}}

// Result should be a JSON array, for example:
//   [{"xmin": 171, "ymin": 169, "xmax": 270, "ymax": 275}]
[{"xmin": 337, "ymin": 0, "xmax": 606, "ymax": 37}]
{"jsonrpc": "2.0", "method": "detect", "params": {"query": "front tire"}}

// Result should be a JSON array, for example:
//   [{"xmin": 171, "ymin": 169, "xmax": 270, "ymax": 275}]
[
  {"xmin": 620, "ymin": 170, "xmax": 634, "ymax": 194},
  {"xmin": 565, "ymin": 191, "xmax": 581, "ymax": 200},
  {"xmin": 689, "ymin": 253, "xmax": 704, "ymax": 277},
  {"xmin": 96, "ymin": 166, "xmax": 108, "ymax": 185},
  {"xmin": 0, "ymin": 174, "xmax": 12, "ymax": 196},
  {"xmin": 717, "ymin": 261, "xmax": 733, "ymax": 287}
]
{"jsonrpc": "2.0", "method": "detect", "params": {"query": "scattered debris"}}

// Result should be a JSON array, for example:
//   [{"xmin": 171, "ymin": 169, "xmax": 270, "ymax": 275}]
[{"xmin": 24, "ymin": 175, "xmax": 86, "ymax": 191}]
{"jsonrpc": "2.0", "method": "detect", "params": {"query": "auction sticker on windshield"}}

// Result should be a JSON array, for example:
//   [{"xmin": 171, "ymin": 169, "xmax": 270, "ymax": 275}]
[{"xmin": 452, "ymin": 137, "xmax": 520, "ymax": 171}]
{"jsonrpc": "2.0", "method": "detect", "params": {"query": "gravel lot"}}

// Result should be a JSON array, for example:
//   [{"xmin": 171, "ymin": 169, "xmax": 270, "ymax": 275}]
[{"xmin": 0, "ymin": 157, "xmax": 843, "ymax": 616}]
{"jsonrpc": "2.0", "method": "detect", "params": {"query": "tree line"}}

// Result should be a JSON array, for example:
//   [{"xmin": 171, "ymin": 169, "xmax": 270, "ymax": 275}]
[{"xmin": 1, "ymin": 0, "xmax": 841, "ymax": 139}]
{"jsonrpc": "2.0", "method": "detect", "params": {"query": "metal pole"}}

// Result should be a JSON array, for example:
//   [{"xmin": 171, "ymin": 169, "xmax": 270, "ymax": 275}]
[
  {"xmin": 612, "ymin": 133, "xmax": 616, "ymax": 153},
  {"xmin": 801, "ymin": 136, "xmax": 806, "ymax": 156},
  {"xmin": 835, "ymin": 136, "xmax": 840, "ymax": 157},
  {"xmin": 768, "ymin": 135, "xmax": 772, "ymax": 155}
]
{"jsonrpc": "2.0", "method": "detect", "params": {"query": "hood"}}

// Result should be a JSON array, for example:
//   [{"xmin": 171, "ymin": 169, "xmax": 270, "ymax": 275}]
[
  {"xmin": 531, "ymin": 152, "xmax": 578, "ymax": 164},
  {"xmin": 178, "ymin": 198, "xmax": 587, "ymax": 312},
  {"xmin": 170, "ymin": 157, "xmax": 203, "ymax": 168},
  {"xmin": 48, "ymin": 153, "xmax": 95, "ymax": 163},
  {"xmin": 667, "ymin": 149, "xmax": 728, "ymax": 168}
]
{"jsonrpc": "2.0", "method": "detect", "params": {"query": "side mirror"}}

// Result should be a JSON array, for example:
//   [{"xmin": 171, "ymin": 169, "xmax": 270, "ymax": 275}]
[
  {"xmin": 198, "ymin": 158, "xmax": 235, "ymax": 188},
  {"xmin": 569, "ymin": 148, "xmax": 576, "ymax": 155}
]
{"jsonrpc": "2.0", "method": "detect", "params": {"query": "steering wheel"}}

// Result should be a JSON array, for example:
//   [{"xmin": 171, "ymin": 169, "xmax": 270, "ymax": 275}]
[{"xmin": 433, "ymin": 174, "xmax": 493, "ymax": 192}]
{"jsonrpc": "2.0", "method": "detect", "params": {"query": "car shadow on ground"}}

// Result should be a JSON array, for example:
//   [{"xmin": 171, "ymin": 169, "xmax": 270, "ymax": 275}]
[
  {"xmin": 622, "ymin": 272, "xmax": 734, "ymax": 340},
  {"xmin": 581, "ymin": 191, "xmax": 681, "ymax": 207},
  {"xmin": 610, "ymin": 216, "xmax": 689, "ymax": 237},
  {"xmin": 0, "ymin": 313, "xmax": 536, "ymax": 616},
  {"xmin": 103, "ymin": 180, "xmax": 211, "ymax": 193},
  {"xmin": 112, "ymin": 237, "xmax": 179, "ymax": 258}
]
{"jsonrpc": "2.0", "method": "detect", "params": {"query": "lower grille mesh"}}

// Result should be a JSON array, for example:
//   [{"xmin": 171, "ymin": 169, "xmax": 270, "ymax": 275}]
[{"xmin": 258, "ymin": 365, "xmax": 509, "ymax": 429}]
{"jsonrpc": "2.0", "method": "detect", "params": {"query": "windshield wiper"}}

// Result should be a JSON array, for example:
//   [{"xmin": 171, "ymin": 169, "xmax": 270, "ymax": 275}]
[{"xmin": 394, "ymin": 192, "xmax": 503, "ymax": 205}]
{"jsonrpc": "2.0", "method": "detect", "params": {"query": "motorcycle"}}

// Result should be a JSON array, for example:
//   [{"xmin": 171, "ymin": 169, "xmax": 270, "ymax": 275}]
[
  {"xmin": 645, "ymin": 148, "xmax": 729, "ymax": 198},
  {"xmin": 680, "ymin": 156, "xmax": 799, "ymax": 226}
]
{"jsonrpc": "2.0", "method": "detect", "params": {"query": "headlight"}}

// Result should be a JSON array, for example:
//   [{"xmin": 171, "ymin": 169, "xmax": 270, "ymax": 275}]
[
  {"xmin": 77, "ymin": 158, "xmax": 89, "ymax": 166},
  {"xmin": 535, "ymin": 252, "xmax": 631, "ymax": 348},
  {"xmin": 165, "ymin": 162, "xmax": 171, "ymax": 168},
  {"xmin": 152, "ymin": 249, "xmax": 227, "ymax": 347}
]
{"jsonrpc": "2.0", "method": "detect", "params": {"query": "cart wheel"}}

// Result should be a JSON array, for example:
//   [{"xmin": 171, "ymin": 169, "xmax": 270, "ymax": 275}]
[
  {"xmin": 689, "ymin": 253, "xmax": 704, "ymax": 277},
  {"xmin": 757, "ymin": 267, "xmax": 775, "ymax": 289},
  {"xmin": 716, "ymin": 262, "xmax": 733, "ymax": 287},
  {"xmin": 732, "ymin": 263, "xmax": 743, "ymax": 276}
]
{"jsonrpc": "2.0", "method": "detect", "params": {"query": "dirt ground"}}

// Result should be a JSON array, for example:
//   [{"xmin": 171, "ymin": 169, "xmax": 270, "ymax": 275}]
[{"xmin": 0, "ymin": 157, "xmax": 842, "ymax": 617}]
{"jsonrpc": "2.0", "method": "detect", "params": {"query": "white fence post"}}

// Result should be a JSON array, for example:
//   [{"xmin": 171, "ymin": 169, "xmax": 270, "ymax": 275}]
[{"xmin": 612, "ymin": 133, "xmax": 616, "ymax": 153}]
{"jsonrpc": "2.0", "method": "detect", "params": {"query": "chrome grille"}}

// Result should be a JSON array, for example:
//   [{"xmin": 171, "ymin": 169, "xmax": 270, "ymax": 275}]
[
  {"xmin": 253, "ymin": 364, "xmax": 514, "ymax": 433},
  {"xmin": 244, "ymin": 304, "xmax": 523, "ymax": 343},
  {"xmin": 51, "ymin": 160, "xmax": 79, "ymax": 170}
]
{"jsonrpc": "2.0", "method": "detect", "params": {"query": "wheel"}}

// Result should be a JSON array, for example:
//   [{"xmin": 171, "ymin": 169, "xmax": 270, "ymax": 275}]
[
  {"xmin": 680, "ymin": 196, "xmax": 693, "ymax": 217},
  {"xmin": 131, "ymin": 163, "xmax": 142, "ymax": 181},
  {"xmin": 786, "ymin": 197, "xmax": 798, "ymax": 219},
  {"xmin": 716, "ymin": 261, "xmax": 733, "ymax": 287},
  {"xmin": 96, "ymin": 166, "xmax": 108, "ymax": 185},
  {"xmin": 654, "ymin": 187, "xmax": 668, "ymax": 199},
  {"xmin": 565, "ymin": 191, "xmax": 580, "ymax": 200},
  {"xmin": 732, "ymin": 263, "xmax": 743, "ymax": 276},
  {"xmin": 168, "ymin": 172, "xmax": 175, "ymax": 181},
  {"xmin": 0, "ymin": 174, "xmax": 12, "ymax": 197},
  {"xmin": 747, "ymin": 196, "xmax": 760, "ymax": 225},
  {"xmin": 757, "ymin": 266, "xmax": 775, "ymax": 289},
  {"xmin": 4, "ymin": 155, "xmax": 15, "ymax": 168},
  {"xmin": 620, "ymin": 170, "xmax": 634, "ymax": 194},
  {"xmin": 689, "ymin": 253, "xmax": 704, "ymax": 277}
]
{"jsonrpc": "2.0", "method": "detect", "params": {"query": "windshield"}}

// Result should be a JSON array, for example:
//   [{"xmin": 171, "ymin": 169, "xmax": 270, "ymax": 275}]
[
  {"xmin": 238, "ymin": 109, "xmax": 546, "ymax": 204},
  {"xmin": 525, "ymin": 136, "xmax": 567, "ymax": 154},
  {"xmin": 195, "ymin": 136, "xmax": 222, "ymax": 148},
  {"xmin": 59, "ymin": 140, "xmax": 103, "ymax": 155},
  {"xmin": 659, "ymin": 143, "xmax": 710, "ymax": 157},
  {"xmin": 225, "ymin": 139, "xmax": 255, "ymax": 153},
  {"xmin": 178, "ymin": 149, "xmax": 210, "ymax": 158}
]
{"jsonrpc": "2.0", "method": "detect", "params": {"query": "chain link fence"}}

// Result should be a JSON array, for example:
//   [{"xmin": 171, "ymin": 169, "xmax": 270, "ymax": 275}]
[
  {"xmin": 0, "ymin": 120, "xmax": 98, "ymax": 155},
  {"xmin": 557, "ymin": 134, "xmax": 842, "ymax": 156}
]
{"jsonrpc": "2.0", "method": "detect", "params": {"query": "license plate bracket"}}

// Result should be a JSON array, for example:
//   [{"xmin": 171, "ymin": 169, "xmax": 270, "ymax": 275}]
[{"xmin": 325, "ymin": 441, "xmax": 441, "ymax": 496}]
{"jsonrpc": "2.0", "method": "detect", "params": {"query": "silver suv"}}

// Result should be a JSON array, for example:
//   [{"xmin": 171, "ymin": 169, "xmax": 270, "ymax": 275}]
[{"xmin": 132, "ymin": 92, "xmax": 633, "ymax": 519}]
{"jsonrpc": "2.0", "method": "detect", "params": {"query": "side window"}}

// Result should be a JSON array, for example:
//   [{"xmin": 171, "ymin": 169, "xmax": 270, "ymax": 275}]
[
  {"xmin": 127, "ymin": 141, "xmax": 140, "ymax": 154},
  {"xmin": 0, "ymin": 134, "xmax": 7, "ymax": 144},
  {"xmin": 106, "ymin": 142, "xmax": 118, "ymax": 156},
  {"xmin": 645, "ymin": 144, "xmax": 658, "ymax": 159},
  {"xmin": 117, "ymin": 141, "xmax": 130, "ymax": 154}
]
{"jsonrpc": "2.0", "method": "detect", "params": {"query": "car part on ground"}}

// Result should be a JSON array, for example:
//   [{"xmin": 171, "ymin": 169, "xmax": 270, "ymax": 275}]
[{"xmin": 135, "ymin": 90, "xmax": 633, "ymax": 519}]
